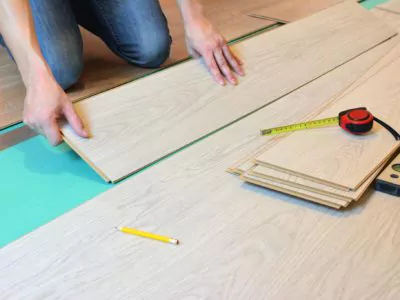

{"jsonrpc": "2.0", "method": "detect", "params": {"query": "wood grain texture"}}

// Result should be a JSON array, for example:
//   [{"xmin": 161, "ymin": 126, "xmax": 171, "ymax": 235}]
[
  {"xmin": 2, "ymin": 42, "xmax": 400, "ymax": 299},
  {"xmin": 248, "ymin": 0, "xmax": 360, "ymax": 23},
  {"xmin": 373, "ymin": 6, "xmax": 400, "ymax": 29},
  {"xmin": 0, "ymin": 126, "xmax": 37, "ymax": 151},
  {"xmin": 231, "ymin": 34, "xmax": 400, "ymax": 176},
  {"xmin": 377, "ymin": 0, "xmax": 400, "ymax": 14},
  {"xmin": 256, "ymin": 54, "xmax": 400, "ymax": 190},
  {"xmin": 0, "ymin": 49, "xmax": 26, "ymax": 129},
  {"xmin": 0, "ymin": 0, "xmax": 274, "ymax": 130},
  {"xmin": 228, "ymin": 39, "xmax": 400, "ymax": 176},
  {"xmin": 61, "ymin": 2, "xmax": 397, "ymax": 182}
]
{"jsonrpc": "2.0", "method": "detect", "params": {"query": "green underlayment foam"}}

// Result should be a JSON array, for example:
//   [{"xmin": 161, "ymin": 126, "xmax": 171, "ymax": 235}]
[{"xmin": 0, "ymin": 0, "xmax": 389, "ymax": 248}]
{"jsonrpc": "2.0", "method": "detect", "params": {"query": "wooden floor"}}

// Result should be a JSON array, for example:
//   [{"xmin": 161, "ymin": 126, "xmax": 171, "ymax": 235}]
[
  {"xmin": 61, "ymin": 2, "xmax": 395, "ymax": 183},
  {"xmin": 378, "ymin": 0, "xmax": 400, "ymax": 13},
  {"xmin": 249, "ymin": 0, "xmax": 360, "ymax": 22},
  {"xmin": 0, "ymin": 0, "xmax": 363, "ymax": 131},
  {"xmin": 2, "ymin": 47, "xmax": 400, "ymax": 297},
  {"xmin": 1, "ymin": 2, "xmax": 400, "ymax": 300},
  {"xmin": 0, "ymin": 0, "xmax": 274, "ymax": 130}
]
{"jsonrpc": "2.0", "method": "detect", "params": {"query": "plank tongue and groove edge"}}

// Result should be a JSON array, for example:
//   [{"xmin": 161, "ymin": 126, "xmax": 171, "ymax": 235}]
[
  {"xmin": 241, "ymin": 172, "xmax": 345, "ymax": 209},
  {"xmin": 256, "ymin": 55, "xmax": 400, "ymax": 191},
  {"xmin": 61, "ymin": 1, "xmax": 397, "ymax": 183},
  {"xmin": 248, "ymin": 162, "xmax": 388, "ymax": 202},
  {"xmin": 3, "ymin": 31, "xmax": 400, "ymax": 300}
]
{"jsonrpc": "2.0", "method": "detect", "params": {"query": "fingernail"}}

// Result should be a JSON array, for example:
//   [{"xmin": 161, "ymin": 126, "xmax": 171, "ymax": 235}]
[{"xmin": 82, "ymin": 129, "xmax": 89, "ymax": 137}]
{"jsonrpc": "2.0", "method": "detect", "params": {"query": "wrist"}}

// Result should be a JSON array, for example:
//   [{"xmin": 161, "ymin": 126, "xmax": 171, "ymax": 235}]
[
  {"xmin": 24, "ymin": 55, "xmax": 54, "ymax": 89},
  {"xmin": 178, "ymin": 0, "xmax": 206, "ymax": 25}
]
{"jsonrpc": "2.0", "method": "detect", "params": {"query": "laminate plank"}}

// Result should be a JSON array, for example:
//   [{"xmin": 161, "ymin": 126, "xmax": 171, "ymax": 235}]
[
  {"xmin": 256, "ymin": 56, "xmax": 400, "ymax": 191},
  {"xmin": 242, "ymin": 172, "xmax": 345, "ymax": 208},
  {"xmin": 61, "ymin": 2, "xmax": 397, "ymax": 182},
  {"xmin": 248, "ymin": 0, "xmax": 360, "ymax": 23},
  {"xmin": 228, "ymin": 40, "xmax": 400, "ymax": 177},
  {"xmin": 377, "ymin": 0, "xmax": 400, "ymax": 14},
  {"xmin": 0, "ymin": 0, "xmax": 274, "ymax": 130},
  {"xmin": 0, "ymin": 126, "xmax": 36, "ymax": 151},
  {"xmin": 2, "ymin": 41, "xmax": 400, "ymax": 299},
  {"xmin": 373, "ymin": 6, "xmax": 400, "ymax": 29},
  {"xmin": 0, "ymin": 51, "xmax": 26, "ymax": 129},
  {"xmin": 250, "ymin": 162, "xmax": 387, "ymax": 201}
]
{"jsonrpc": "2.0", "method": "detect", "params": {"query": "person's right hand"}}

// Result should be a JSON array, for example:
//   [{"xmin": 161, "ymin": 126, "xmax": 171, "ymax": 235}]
[{"xmin": 23, "ymin": 72, "xmax": 88, "ymax": 146}]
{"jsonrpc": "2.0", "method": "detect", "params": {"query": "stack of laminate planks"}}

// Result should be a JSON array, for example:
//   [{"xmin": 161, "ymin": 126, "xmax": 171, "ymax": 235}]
[{"xmin": 229, "ymin": 43, "xmax": 400, "ymax": 209}]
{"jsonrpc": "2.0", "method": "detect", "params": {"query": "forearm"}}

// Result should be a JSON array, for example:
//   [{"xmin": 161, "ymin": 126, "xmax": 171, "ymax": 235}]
[
  {"xmin": 0, "ymin": 0, "xmax": 52, "ymax": 88},
  {"xmin": 176, "ymin": 0, "xmax": 206, "ymax": 25}
]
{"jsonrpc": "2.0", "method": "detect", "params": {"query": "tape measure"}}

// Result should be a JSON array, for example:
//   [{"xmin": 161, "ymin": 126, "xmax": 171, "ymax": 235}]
[
  {"xmin": 375, "ymin": 152, "xmax": 400, "ymax": 197},
  {"xmin": 261, "ymin": 107, "xmax": 374, "ymax": 136}
]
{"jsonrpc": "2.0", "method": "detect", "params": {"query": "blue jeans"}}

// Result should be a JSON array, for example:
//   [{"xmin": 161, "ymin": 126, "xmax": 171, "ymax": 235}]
[{"xmin": 0, "ymin": 0, "xmax": 171, "ymax": 89}]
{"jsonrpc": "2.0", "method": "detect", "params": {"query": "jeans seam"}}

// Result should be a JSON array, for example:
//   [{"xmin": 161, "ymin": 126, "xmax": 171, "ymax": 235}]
[{"xmin": 93, "ymin": 0, "xmax": 122, "ymax": 46}]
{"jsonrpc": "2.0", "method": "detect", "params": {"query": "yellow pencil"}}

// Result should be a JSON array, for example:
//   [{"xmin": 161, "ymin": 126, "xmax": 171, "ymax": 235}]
[{"xmin": 118, "ymin": 226, "xmax": 179, "ymax": 245}]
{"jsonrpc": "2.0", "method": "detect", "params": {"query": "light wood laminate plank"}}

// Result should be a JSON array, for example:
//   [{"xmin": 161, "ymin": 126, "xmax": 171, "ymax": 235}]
[
  {"xmin": 373, "ymin": 6, "xmax": 400, "ymax": 28},
  {"xmin": 242, "ymin": 172, "xmax": 345, "ymax": 208},
  {"xmin": 61, "ymin": 2, "xmax": 397, "ymax": 182},
  {"xmin": 0, "ymin": 0, "xmax": 274, "ymax": 130},
  {"xmin": 377, "ymin": 0, "xmax": 400, "ymax": 14},
  {"xmin": 256, "ymin": 55, "xmax": 400, "ymax": 190},
  {"xmin": 1, "ymin": 40, "xmax": 400, "ymax": 299},
  {"xmin": 249, "ymin": 162, "xmax": 387, "ymax": 201},
  {"xmin": 228, "ymin": 38, "xmax": 400, "ymax": 178},
  {"xmin": 248, "ymin": 0, "xmax": 360, "ymax": 23}
]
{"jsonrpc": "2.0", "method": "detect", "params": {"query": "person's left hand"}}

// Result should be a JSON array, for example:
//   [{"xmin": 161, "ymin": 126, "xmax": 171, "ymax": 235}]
[{"xmin": 184, "ymin": 17, "xmax": 244, "ymax": 85}]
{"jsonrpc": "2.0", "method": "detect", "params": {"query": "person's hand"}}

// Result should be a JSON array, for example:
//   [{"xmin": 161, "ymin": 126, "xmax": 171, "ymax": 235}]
[
  {"xmin": 184, "ymin": 17, "xmax": 244, "ymax": 85},
  {"xmin": 23, "ymin": 71, "xmax": 88, "ymax": 146}
]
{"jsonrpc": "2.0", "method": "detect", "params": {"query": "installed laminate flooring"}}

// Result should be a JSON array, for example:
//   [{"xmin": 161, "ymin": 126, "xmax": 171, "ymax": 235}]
[
  {"xmin": 373, "ymin": 6, "xmax": 400, "ymax": 28},
  {"xmin": 1, "ymin": 37, "xmax": 399, "ymax": 300},
  {"xmin": 0, "ymin": 0, "xmax": 274, "ymax": 130},
  {"xmin": 377, "ymin": 0, "xmax": 400, "ymax": 14},
  {"xmin": 61, "ymin": 2, "xmax": 396, "ymax": 183}
]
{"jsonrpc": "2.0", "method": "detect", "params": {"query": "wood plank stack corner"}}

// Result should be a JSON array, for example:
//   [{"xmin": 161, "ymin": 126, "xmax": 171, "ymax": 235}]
[{"xmin": 230, "ymin": 41, "xmax": 400, "ymax": 209}]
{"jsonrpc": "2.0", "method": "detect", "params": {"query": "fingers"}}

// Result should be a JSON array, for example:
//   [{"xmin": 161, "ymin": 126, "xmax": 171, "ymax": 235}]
[
  {"xmin": 214, "ymin": 49, "xmax": 237, "ymax": 85},
  {"xmin": 42, "ymin": 117, "xmax": 63, "ymax": 146},
  {"xmin": 23, "ymin": 114, "xmax": 60, "ymax": 146},
  {"xmin": 203, "ymin": 40, "xmax": 244, "ymax": 86},
  {"xmin": 222, "ymin": 45, "xmax": 244, "ymax": 76},
  {"xmin": 204, "ymin": 51, "xmax": 225, "ymax": 86},
  {"xmin": 63, "ymin": 101, "xmax": 89, "ymax": 138}
]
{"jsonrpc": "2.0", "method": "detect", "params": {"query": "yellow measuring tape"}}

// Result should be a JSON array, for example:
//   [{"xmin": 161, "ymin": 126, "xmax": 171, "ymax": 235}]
[{"xmin": 260, "ymin": 116, "xmax": 339, "ymax": 136}]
